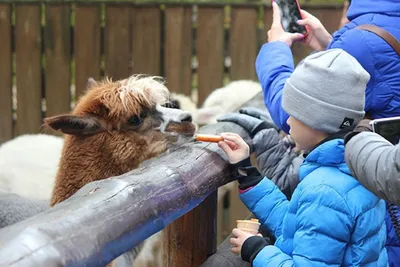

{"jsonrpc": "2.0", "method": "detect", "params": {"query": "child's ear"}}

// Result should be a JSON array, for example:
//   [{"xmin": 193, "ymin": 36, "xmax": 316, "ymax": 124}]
[{"xmin": 43, "ymin": 115, "xmax": 105, "ymax": 135}]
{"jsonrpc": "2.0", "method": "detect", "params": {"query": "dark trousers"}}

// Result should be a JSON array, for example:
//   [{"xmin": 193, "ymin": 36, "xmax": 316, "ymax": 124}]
[
  {"xmin": 200, "ymin": 215, "xmax": 275, "ymax": 267},
  {"xmin": 200, "ymin": 234, "xmax": 251, "ymax": 267}
]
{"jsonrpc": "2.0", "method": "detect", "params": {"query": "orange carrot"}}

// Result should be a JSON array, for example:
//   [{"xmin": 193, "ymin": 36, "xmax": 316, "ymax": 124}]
[{"xmin": 195, "ymin": 134, "xmax": 223, "ymax": 143}]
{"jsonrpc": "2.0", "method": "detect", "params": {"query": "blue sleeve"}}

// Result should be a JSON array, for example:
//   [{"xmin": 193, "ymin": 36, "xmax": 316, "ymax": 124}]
[
  {"xmin": 252, "ymin": 185, "xmax": 353, "ymax": 267},
  {"xmin": 239, "ymin": 178, "xmax": 289, "ymax": 238},
  {"xmin": 255, "ymin": 41, "xmax": 294, "ymax": 134},
  {"xmin": 328, "ymin": 29, "xmax": 375, "ymax": 112}
]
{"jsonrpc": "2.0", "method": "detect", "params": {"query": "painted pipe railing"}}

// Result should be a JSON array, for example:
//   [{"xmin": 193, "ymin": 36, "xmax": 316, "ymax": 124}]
[{"xmin": 0, "ymin": 93, "xmax": 265, "ymax": 267}]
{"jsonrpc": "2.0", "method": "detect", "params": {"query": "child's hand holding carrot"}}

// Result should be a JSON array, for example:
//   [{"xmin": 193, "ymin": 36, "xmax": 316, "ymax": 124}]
[{"xmin": 218, "ymin": 133, "xmax": 250, "ymax": 164}]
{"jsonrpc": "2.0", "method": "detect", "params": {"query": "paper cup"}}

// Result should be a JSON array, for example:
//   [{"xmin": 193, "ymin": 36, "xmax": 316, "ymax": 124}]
[{"xmin": 236, "ymin": 218, "xmax": 260, "ymax": 235}]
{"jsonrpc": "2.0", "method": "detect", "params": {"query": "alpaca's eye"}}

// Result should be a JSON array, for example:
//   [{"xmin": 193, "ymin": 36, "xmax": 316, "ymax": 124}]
[{"xmin": 128, "ymin": 115, "xmax": 142, "ymax": 126}]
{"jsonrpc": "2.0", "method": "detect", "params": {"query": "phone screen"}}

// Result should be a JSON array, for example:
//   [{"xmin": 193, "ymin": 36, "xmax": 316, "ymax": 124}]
[
  {"xmin": 372, "ymin": 119, "xmax": 400, "ymax": 144},
  {"xmin": 274, "ymin": 0, "xmax": 307, "ymax": 35}
]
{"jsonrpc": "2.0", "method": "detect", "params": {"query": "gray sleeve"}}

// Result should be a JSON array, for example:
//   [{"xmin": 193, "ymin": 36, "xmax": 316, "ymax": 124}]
[
  {"xmin": 252, "ymin": 129, "xmax": 302, "ymax": 199},
  {"xmin": 345, "ymin": 132, "xmax": 400, "ymax": 205}
]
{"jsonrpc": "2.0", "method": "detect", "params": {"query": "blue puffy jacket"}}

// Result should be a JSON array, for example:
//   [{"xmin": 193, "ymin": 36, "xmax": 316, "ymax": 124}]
[
  {"xmin": 256, "ymin": 0, "xmax": 400, "ymax": 134},
  {"xmin": 240, "ymin": 139, "xmax": 388, "ymax": 266}
]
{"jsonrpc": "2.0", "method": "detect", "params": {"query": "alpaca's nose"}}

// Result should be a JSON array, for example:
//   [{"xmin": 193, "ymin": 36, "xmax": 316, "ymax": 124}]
[{"xmin": 180, "ymin": 113, "xmax": 192, "ymax": 123}]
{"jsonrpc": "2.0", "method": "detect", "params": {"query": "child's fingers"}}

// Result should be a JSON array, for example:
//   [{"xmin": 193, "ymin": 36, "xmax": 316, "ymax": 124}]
[
  {"xmin": 220, "ymin": 132, "xmax": 242, "ymax": 137},
  {"xmin": 224, "ymin": 139, "xmax": 238, "ymax": 150},
  {"xmin": 296, "ymin": 18, "xmax": 310, "ymax": 26},
  {"xmin": 218, "ymin": 141, "xmax": 233, "ymax": 155},
  {"xmin": 232, "ymin": 228, "xmax": 244, "ymax": 237},
  {"xmin": 231, "ymin": 246, "xmax": 241, "ymax": 254},
  {"xmin": 219, "ymin": 142, "xmax": 241, "ymax": 161},
  {"xmin": 220, "ymin": 132, "xmax": 242, "ymax": 139},
  {"xmin": 229, "ymin": 237, "xmax": 239, "ymax": 246},
  {"xmin": 220, "ymin": 133, "xmax": 248, "ymax": 151},
  {"xmin": 220, "ymin": 133, "xmax": 243, "ymax": 144}
]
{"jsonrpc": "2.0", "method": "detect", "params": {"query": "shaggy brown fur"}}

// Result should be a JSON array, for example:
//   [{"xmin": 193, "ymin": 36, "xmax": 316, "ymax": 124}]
[
  {"xmin": 43, "ymin": 75, "xmax": 196, "ymax": 267},
  {"xmin": 44, "ymin": 75, "xmax": 196, "ymax": 207}
]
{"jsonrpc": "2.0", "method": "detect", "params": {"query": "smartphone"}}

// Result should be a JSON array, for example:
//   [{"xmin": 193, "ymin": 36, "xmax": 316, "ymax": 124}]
[
  {"xmin": 273, "ymin": 0, "xmax": 307, "ymax": 35},
  {"xmin": 370, "ymin": 116, "xmax": 400, "ymax": 144}
]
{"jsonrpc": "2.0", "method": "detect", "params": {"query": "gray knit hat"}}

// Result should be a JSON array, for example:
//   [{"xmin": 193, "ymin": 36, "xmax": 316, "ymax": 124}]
[{"xmin": 282, "ymin": 49, "xmax": 369, "ymax": 134}]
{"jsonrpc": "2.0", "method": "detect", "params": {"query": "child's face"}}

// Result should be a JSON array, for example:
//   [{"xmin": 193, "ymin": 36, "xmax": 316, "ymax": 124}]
[{"xmin": 287, "ymin": 116, "xmax": 328, "ymax": 152}]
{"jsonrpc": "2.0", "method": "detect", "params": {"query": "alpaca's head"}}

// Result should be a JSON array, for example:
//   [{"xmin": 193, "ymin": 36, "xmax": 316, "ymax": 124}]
[{"xmin": 44, "ymin": 75, "xmax": 196, "ymax": 172}]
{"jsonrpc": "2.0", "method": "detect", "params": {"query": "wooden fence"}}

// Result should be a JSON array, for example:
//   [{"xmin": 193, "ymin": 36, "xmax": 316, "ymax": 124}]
[
  {"xmin": 0, "ymin": 93, "xmax": 264, "ymax": 267},
  {"xmin": 0, "ymin": 1, "xmax": 343, "ymax": 144}
]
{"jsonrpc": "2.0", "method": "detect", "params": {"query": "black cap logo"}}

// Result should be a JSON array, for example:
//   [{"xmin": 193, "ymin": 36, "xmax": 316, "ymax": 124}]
[{"xmin": 340, "ymin": 117, "xmax": 354, "ymax": 129}]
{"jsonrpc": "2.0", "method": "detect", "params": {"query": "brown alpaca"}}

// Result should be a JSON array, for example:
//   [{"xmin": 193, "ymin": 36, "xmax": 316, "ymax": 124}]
[{"xmin": 44, "ymin": 75, "xmax": 196, "ymax": 266}]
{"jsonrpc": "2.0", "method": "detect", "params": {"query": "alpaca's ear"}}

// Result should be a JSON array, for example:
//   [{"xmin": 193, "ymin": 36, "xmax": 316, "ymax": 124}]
[
  {"xmin": 43, "ymin": 115, "xmax": 105, "ymax": 135},
  {"xmin": 86, "ymin": 77, "xmax": 98, "ymax": 90}
]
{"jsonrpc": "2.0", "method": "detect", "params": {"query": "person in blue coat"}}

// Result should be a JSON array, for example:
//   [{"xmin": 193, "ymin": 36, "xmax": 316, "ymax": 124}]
[
  {"xmin": 218, "ymin": 49, "xmax": 388, "ymax": 266},
  {"xmin": 259, "ymin": 0, "xmax": 400, "ymax": 134}
]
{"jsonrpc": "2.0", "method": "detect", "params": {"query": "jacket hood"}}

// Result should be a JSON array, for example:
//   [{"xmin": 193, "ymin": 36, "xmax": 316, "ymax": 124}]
[
  {"xmin": 347, "ymin": 0, "xmax": 400, "ymax": 20},
  {"xmin": 299, "ymin": 139, "xmax": 351, "ymax": 180}
]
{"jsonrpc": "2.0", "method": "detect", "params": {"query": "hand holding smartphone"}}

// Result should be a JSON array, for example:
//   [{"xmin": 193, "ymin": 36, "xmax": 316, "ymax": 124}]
[
  {"xmin": 273, "ymin": 0, "xmax": 307, "ymax": 35},
  {"xmin": 370, "ymin": 117, "xmax": 400, "ymax": 144}
]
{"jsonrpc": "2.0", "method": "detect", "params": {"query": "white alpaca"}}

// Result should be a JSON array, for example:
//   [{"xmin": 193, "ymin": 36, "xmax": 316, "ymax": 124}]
[
  {"xmin": 170, "ymin": 80, "xmax": 262, "ymax": 126},
  {"xmin": 169, "ymin": 92, "xmax": 198, "ymax": 114},
  {"xmin": 0, "ymin": 134, "xmax": 63, "ymax": 201},
  {"xmin": 194, "ymin": 80, "xmax": 262, "ymax": 125}
]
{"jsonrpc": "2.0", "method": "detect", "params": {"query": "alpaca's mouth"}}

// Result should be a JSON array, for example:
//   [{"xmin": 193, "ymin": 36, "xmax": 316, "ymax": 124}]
[{"xmin": 163, "ymin": 121, "xmax": 196, "ymax": 137}]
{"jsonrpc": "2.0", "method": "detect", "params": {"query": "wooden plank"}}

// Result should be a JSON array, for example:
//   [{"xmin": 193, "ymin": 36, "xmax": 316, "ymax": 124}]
[
  {"xmin": 312, "ymin": 7, "xmax": 342, "ymax": 34},
  {"xmin": 164, "ymin": 7, "xmax": 192, "ymax": 96},
  {"xmin": 132, "ymin": 7, "xmax": 161, "ymax": 76},
  {"xmin": 164, "ymin": 200, "xmax": 195, "ymax": 267},
  {"xmin": 192, "ymin": 191, "xmax": 217, "ymax": 266},
  {"xmin": 104, "ymin": 5, "xmax": 132, "ymax": 80},
  {"xmin": 74, "ymin": 4, "xmax": 101, "ymax": 99},
  {"xmin": 230, "ymin": 7, "xmax": 258, "ymax": 81},
  {"xmin": 217, "ymin": 191, "xmax": 224, "ymax": 245},
  {"xmin": 3, "ymin": 0, "xmax": 345, "ymax": 8},
  {"xmin": 164, "ymin": 191, "xmax": 217, "ymax": 267},
  {"xmin": 15, "ymin": 4, "xmax": 42, "ymax": 135},
  {"xmin": 196, "ymin": 7, "xmax": 224, "ymax": 106},
  {"xmin": 228, "ymin": 182, "xmax": 250, "ymax": 233},
  {"xmin": 0, "ymin": 4, "xmax": 12, "ymax": 143},
  {"xmin": 44, "ymin": 4, "xmax": 71, "ymax": 118}
]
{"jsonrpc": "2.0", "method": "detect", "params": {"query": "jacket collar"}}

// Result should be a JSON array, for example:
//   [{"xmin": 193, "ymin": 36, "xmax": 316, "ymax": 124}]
[{"xmin": 299, "ymin": 128, "xmax": 353, "ymax": 181}]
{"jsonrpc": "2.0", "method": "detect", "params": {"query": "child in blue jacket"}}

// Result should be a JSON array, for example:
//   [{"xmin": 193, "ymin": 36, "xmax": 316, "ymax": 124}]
[{"xmin": 218, "ymin": 49, "xmax": 388, "ymax": 266}]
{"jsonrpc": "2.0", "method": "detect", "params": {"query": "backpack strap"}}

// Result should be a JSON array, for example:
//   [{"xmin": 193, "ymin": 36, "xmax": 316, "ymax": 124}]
[
  {"xmin": 356, "ymin": 24, "xmax": 400, "ymax": 56},
  {"xmin": 355, "ymin": 25, "xmax": 399, "ymax": 119}
]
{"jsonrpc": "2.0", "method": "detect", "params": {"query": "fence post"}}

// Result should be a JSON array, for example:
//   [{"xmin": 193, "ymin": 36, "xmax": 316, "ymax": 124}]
[{"xmin": 163, "ymin": 191, "xmax": 217, "ymax": 267}]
